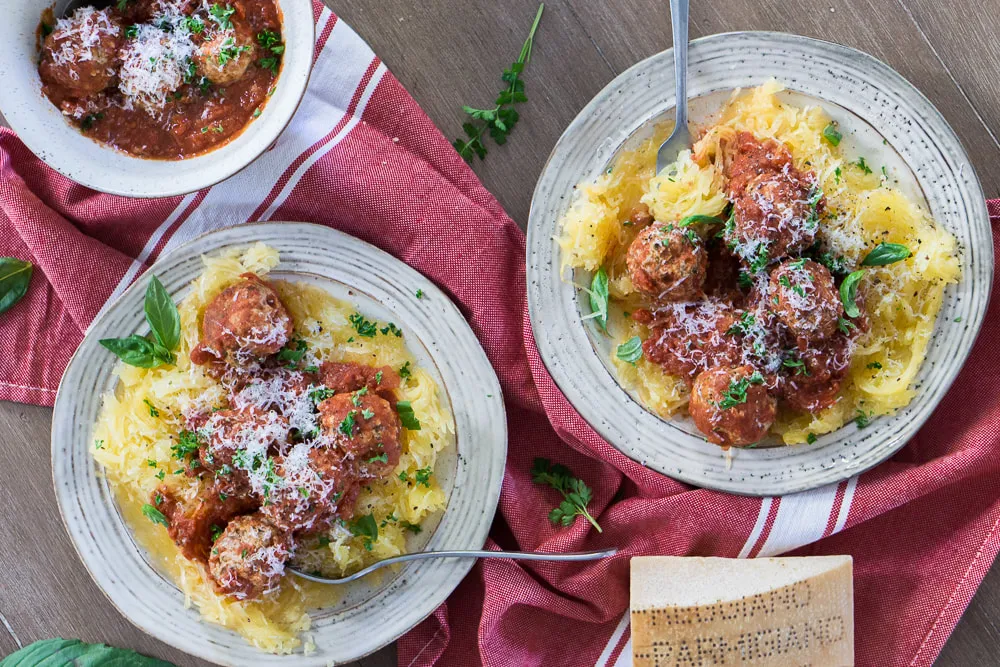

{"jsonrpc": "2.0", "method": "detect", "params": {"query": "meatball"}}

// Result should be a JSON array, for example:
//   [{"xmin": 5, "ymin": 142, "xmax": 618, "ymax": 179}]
[
  {"xmin": 208, "ymin": 514, "xmax": 292, "ymax": 600},
  {"xmin": 262, "ymin": 446, "xmax": 359, "ymax": 534},
  {"xmin": 198, "ymin": 407, "xmax": 289, "ymax": 496},
  {"xmin": 39, "ymin": 7, "xmax": 122, "ymax": 97},
  {"xmin": 319, "ymin": 362, "xmax": 401, "ymax": 402},
  {"xmin": 689, "ymin": 365, "xmax": 777, "ymax": 447},
  {"xmin": 626, "ymin": 223, "xmax": 708, "ymax": 300},
  {"xmin": 770, "ymin": 260, "xmax": 843, "ymax": 343},
  {"xmin": 729, "ymin": 172, "xmax": 820, "ymax": 265},
  {"xmin": 154, "ymin": 483, "xmax": 259, "ymax": 563},
  {"xmin": 724, "ymin": 131, "xmax": 794, "ymax": 199},
  {"xmin": 780, "ymin": 334, "xmax": 855, "ymax": 414},
  {"xmin": 636, "ymin": 299, "xmax": 742, "ymax": 382},
  {"xmin": 194, "ymin": 17, "xmax": 255, "ymax": 85},
  {"xmin": 191, "ymin": 273, "xmax": 294, "ymax": 369},
  {"xmin": 230, "ymin": 368, "xmax": 320, "ymax": 436},
  {"xmin": 318, "ymin": 392, "xmax": 402, "ymax": 479}
]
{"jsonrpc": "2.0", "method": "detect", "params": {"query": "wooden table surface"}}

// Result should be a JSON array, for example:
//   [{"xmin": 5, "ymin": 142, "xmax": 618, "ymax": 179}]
[{"xmin": 3, "ymin": 0, "xmax": 1000, "ymax": 665}]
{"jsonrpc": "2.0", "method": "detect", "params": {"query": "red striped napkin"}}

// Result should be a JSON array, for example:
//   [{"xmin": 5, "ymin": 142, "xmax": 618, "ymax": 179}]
[{"xmin": 2, "ymin": 5, "xmax": 999, "ymax": 666}]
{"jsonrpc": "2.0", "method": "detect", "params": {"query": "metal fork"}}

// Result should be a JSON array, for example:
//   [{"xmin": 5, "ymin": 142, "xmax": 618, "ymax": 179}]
[
  {"xmin": 655, "ymin": 0, "xmax": 693, "ymax": 174},
  {"xmin": 289, "ymin": 547, "xmax": 619, "ymax": 584}
]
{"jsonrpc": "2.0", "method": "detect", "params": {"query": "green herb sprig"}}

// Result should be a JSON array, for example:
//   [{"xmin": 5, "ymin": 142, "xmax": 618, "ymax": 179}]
[
  {"xmin": 0, "ymin": 638, "xmax": 173, "ymax": 667},
  {"xmin": 581, "ymin": 267, "xmax": 609, "ymax": 332},
  {"xmin": 839, "ymin": 242, "xmax": 911, "ymax": 317},
  {"xmin": 349, "ymin": 513, "xmax": 378, "ymax": 550},
  {"xmin": 100, "ymin": 275, "xmax": 180, "ymax": 368},
  {"xmin": 616, "ymin": 336, "xmax": 643, "ymax": 364},
  {"xmin": 531, "ymin": 457, "xmax": 602, "ymax": 533},
  {"xmin": 453, "ymin": 4, "xmax": 544, "ymax": 161}
]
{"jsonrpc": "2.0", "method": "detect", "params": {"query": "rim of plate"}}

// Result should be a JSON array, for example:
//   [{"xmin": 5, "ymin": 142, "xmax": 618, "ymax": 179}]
[
  {"xmin": 51, "ymin": 222, "xmax": 507, "ymax": 665},
  {"xmin": 526, "ymin": 31, "xmax": 992, "ymax": 496}
]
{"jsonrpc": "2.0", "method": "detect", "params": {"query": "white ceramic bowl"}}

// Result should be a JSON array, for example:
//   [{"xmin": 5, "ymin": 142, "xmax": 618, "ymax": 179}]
[
  {"xmin": 0, "ymin": 0, "xmax": 313, "ymax": 197},
  {"xmin": 52, "ymin": 223, "xmax": 508, "ymax": 665},
  {"xmin": 527, "ymin": 32, "xmax": 993, "ymax": 495}
]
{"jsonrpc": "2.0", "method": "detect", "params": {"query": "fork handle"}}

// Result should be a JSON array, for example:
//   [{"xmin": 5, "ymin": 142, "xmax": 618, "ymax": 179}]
[{"xmin": 671, "ymin": 0, "xmax": 690, "ymax": 129}]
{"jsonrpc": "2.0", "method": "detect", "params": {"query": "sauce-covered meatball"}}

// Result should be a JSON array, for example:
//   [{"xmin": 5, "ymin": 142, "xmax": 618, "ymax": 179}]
[
  {"xmin": 198, "ymin": 407, "xmax": 289, "ymax": 496},
  {"xmin": 689, "ymin": 365, "xmax": 777, "ymax": 447},
  {"xmin": 154, "ymin": 483, "xmax": 259, "ymax": 563},
  {"xmin": 724, "ymin": 132, "xmax": 823, "ymax": 267},
  {"xmin": 319, "ymin": 362, "xmax": 401, "ymax": 402},
  {"xmin": 262, "ymin": 446, "xmax": 359, "ymax": 534},
  {"xmin": 626, "ymin": 223, "xmax": 708, "ymax": 300},
  {"xmin": 208, "ymin": 514, "xmax": 292, "ymax": 600},
  {"xmin": 191, "ymin": 273, "xmax": 294, "ymax": 369},
  {"xmin": 194, "ymin": 15, "xmax": 255, "ymax": 85},
  {"xmin": 770, "ymin": 259, "xmax": 843, "ymax": 343},
  {"xmin": 318, "ymin": 391, "xmax": 402, "ymax": 479},
  {"xmin": 779, "ymin": 334, "xmax": 855, "ymax": 414},
  {"xmin": 636, "ymin": 299, "xmax": 742, "ymax": 382},
  {"xmin": 39, "ymin": 7, "xmax": 122, "ymax": 99}
]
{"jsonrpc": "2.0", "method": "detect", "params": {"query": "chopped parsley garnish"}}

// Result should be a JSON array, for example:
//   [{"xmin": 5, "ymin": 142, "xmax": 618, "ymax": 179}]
[
  {"xmin": 276, "ymin": 338, "xmax": 307, "ymax": 365},
  {"xmin": 338, "ymin": 411, "xmax": 357, "ymax": 437},
  {"xmin": 368, "ymin": 453, "xmax": 388, "ymax": 464},
  {"xmin": 155, "ymin": 470, "xmax": 165, "ymax": 480},
  {"xmin": 362, "ymin": 408, "xmax": 375, "ymax": 420},
  {"xmin": 737, "ymin": 270, "xmax": 752, "ymax": 289},
  {"xmin": 259, "ymin": 57, "xmax": 280, "ymax": 75},
  {"xmin": 210, "ymin": 524, "xmax": 224, "ymax": 541},
  {"xmin": 396, "ymin": 401, "xmax": 421, "ymax": 430},
  {"xmin": 401, "ymin": 520, "xmax": 422, "ymax": 535},
  {"xmin": 415, "ymin": 289, "xmax": 424, "ymax": 299},
  {"xmin": 309, "ymin": 387, "xmax": 336, "ymax": 404},
  {"xmin": 855, "ymin": 410, "xmax": 873, "ymax": 428},
  {"xmin": 209, "ymin": 3, "xmax": 236, "ymax": 30},
  {"xmin": 351, "ymin": 387, "xmax": 369, "ymax": 406},
  {"xmin": 398, "ymin": 361, "xmax": 412, "ymax": 379},
  {"xmin": 348, "ymin": 513, "xmax": 378, "ymax": 550},
  {"xmin": 125, "ymin": 25, "xmax": 138, "ymax": 39},
  {"xmin": 726, "ymin": 311, "xmax": 756, "ymax": 337},
  {"xmin": 94, "ymin": 439, "xmax": 105, "ymax": 450},
  {"xmin": 185, "ymin": 17, "xmax": 205, "ymax": 34},
  {"xmin": 834, "ymin": 166, "xmax": 842, "ymax": 184},
  {"xmin": 782, "ymin": 355, "xmax": 809, "ymax": 376},
  {"xmin": 414, "ymin": 467, "xmax": 432, "ymax": 487},
  {"xmin": 217, "ymin": 38, "xmax": 251, "ymax": 66},
  {"xmin": 142, "ymin": 504, "xmax": 169, "ymax": 527},
  {"xmin": 749, "ymin": 243, "xmax": 771, "ymax": 274},
  {"xmin": 866, "ymin": 361, "xmax": 883, "ymax": 370},
  {"xmin": 855, "ymin": 156, "xmax": 873, "ymax": 175},
  {"xmin": 348, "ymin": 312, "xmax": 378, "ymax": 338},
  {"xmin": 531, "ymin": 458, "xmax": 602, "ymax": 533},
  {"xmin": 80, "ymin": 113, "xmax": 104, "ymax": 131},
  {"xmin": 837, "ymin": 317, "xmax": 857, "ymax": 335},
  {"xmin": 806, "ymin": 433, "xmax": 817, "ymax": 444},
  {"xmin": 381, "ymin": 322, "xmax": 403, "ymax": 337},
  {"xmin": 143, "ymin": 399, "xmax": 159, "ymax": 417},
  {"xmin": 718, "ymin": 371, "xmax": 765, "ymax": 410},
  {"xmin": 171, "ymin": 430, "xmax": 201, "ymax": 459}
]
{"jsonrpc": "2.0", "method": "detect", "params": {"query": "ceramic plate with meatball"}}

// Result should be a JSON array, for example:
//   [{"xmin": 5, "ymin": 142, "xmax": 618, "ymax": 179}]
[
  {"xmin": 52, "ymin": 224, "xmax": 506, "ymax": 663},
  {"xmin": 37, "ymin": 0, "xmax": 285, "ymax": 158},
  {"xmin": 528, "ymin": 34, "xmax": 991, "ymax": 494}
]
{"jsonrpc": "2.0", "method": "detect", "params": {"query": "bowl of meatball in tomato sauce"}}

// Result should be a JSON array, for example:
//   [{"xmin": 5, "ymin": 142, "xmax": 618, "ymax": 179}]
[{"xmin": 0, "ymin": 0, "xmax": 313, "ymax": 196}]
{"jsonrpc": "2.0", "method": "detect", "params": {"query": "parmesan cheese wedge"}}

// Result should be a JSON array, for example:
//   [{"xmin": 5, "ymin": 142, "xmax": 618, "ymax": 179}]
[{"xmin": 631, "ymin": 556, "xmax": 853, "ymax": 666}]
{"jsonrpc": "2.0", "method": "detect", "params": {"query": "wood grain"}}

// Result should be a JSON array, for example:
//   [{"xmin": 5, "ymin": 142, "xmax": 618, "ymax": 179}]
[{"xmin": 2, "ymin": 0, "xmax": 1000, "ymax": 664}]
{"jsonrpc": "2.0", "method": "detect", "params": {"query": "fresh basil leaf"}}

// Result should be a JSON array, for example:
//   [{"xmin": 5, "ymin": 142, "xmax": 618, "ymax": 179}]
[
  {"xmin": 0, "ymin": 257, "xmax": 33, "ymax": 316},
  {"xmin": 0, "ymin": 638, "xmax": 175, "ymax": 666},
  {"xmin": 839, "ymin": 270, "xmax": 865, "ymax": 318},
  {"xmin": 151, "ymin": 341, "xmax": 177, "ymax": 366},
  {"xmin": 99, "ymin": 334, "xmax": 161, "ymax": 368},
  {"xmin": 861, "ymin": 242, "xmax": 911, "ymax": 267},
  {"xmin": 822, "ymin": 122, "xmax": 842, "ymax": 146},
  {"xmin": 588, "ymin": 267, "xmax": 609, "ymax": 332},
  {"xmin": 396, "ymin": 400, "xmax": 421, "ymax": 430},
  {"xmin": 142, "ymin": 503, "xmax": 169, "ymax": 527},
  {"xmin": 616, "ymin": 336, "xmax": 643, "ymax": 364},
  {"xmin": 678, "ymin": 214, "xmax": 723, "ymax": 227},
  {"xmin": 144, "ymin": 275, "xmax": 180, "ymax": 351}
]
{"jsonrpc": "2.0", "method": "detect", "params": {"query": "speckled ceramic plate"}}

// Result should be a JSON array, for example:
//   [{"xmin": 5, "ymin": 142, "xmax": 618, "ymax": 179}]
[
  {"xmin": 0, "ymin": 0, "xmax": 313, "ymax": 197},
  {"xmin": 527, "ymin": 32, "xmax": 992, "ymax": 495},
  {"xmin": 52, "ymin": 223, "xmax": 507, "ymax": 665}
]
